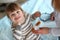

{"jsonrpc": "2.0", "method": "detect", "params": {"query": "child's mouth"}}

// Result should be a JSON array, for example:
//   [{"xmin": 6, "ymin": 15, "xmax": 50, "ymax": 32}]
[{"xmin": 15, "ymin": 16, "xmax": 21, "ymax": 20}]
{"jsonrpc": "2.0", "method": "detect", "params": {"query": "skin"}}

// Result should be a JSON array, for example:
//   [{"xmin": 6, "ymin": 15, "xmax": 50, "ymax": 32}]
[
  {"xmin": 8, "ymin": 9, "xmax": 49, "ymax": 34},
  {"xmin": 52, "ymin": 0, "xmax": 60, "ymax": 12},
  {"xmin": 33, "ymin": 11, "xmax": 41, "ymax": 18},
  {"xmin": 32, "ymin": 11, "xmax": 49, "ymax": 34},
  {"xmin": 32, "ymin": 27, "xmax": 49, "ymax": 34},
  {"xmin": 8, "ymin": 9, "xmax": 25, "ymax": 25}
]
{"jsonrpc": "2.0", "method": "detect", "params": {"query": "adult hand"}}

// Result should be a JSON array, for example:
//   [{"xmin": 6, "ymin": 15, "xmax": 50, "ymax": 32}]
[{"xmin": 32, "ymin": 27, "xmax": 50, "ymax": 34}]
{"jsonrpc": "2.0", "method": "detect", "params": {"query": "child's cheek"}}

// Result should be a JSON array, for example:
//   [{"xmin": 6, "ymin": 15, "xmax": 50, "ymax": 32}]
[{"xmin": 11, "ymin": 17, "xmax": 15, "ymax": 22}]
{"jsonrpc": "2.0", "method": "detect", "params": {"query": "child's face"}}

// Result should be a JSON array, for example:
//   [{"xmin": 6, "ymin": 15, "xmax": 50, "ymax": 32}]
[{"xmin": 9, "ymin": 9, "xmax": 24, "ymax": 24}]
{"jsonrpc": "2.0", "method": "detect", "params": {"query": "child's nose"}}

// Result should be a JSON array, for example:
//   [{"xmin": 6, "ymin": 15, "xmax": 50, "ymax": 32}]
[{"xmin": 15, "ymin": 14, "xmax": 19, "ymax": 17}]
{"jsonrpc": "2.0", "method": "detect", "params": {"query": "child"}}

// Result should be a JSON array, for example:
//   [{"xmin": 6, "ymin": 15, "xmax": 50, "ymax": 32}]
[
  {"xmin": 5, "ymin": 3, "xmax": 49, "ymax": 40},
  {"xmin": 5, "ymin": 3, "xmax": 40, "ymax": 40}
]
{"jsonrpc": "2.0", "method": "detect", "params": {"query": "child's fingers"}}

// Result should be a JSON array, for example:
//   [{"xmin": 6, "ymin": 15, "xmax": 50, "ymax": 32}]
[{"xmin": 33, "ymin": 11, "xmax": 41, "ymax": 18}]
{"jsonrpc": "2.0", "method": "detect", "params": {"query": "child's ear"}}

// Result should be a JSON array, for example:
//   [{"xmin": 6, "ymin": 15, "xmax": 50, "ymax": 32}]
[{"xmin": 33, "ymin": 11, "xmax": 41, "ymax": 17}]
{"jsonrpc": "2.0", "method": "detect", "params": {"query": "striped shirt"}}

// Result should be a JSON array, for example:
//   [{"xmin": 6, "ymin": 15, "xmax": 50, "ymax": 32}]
[{"xmin": 12, "ymin": 13, "xmax": 40, "ymax": 40}]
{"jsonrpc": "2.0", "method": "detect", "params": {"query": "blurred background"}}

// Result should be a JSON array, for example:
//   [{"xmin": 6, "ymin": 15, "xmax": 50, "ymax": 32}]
[
  {"xmin": 0, "ymin": 0, "xmax": 54, "ymax": 19},
  {"xmin": 0, "ymin": 0, "xmax": 58, "ymax": 40},
  {"xmin": 0, "ymin": 0, "xmax": 56, "ymax": 27}
]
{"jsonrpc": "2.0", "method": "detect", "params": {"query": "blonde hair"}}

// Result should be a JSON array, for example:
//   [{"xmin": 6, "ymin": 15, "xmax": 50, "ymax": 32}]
[{"xmin": 52, "ymin": 0, "xmax": 60, "ymax": 11}]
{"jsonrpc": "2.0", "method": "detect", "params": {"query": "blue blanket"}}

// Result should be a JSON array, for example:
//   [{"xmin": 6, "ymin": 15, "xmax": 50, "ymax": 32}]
[{"xmin": 0, "ymin": 16, "xmax": 15, "ymax": 40}]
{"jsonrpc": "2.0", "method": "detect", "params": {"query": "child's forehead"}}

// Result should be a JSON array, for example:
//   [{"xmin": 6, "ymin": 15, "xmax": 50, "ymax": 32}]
[
  {"xmin": 9, "ymin": 10, "xmax": 24, "ymax": 16},
  {"xmin": 8, "ymin": 9, "xmax": 21, "ymax": 14}
]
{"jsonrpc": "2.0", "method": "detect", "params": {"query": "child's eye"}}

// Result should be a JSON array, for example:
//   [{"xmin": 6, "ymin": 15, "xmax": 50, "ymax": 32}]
[
  {"xmin": 11, "ymin": 14, "xmax": 15, "ymax": 16},
  {"xmin": 17, "ymin": 11, "xmax": 20, "ymax": 14}
]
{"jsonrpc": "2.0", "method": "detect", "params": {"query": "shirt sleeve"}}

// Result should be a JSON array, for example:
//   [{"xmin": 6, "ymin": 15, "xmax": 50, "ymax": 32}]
[{"xmin": 30, "ymin": 14, "xmax": 36, "ymax": 21}]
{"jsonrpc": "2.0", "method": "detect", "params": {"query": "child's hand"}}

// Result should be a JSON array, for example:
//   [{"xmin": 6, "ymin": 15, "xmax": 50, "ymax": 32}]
[
  {"xmin": 34, "ymin": 11, "xmax": 41, "ymax": 17},
  {"xmin": 32, "ymin": 11, "xmax": 41, "ymax": 19},
  {"xmin": 32, "ymin": 27, "xmax": 50, "ymax": 34}
]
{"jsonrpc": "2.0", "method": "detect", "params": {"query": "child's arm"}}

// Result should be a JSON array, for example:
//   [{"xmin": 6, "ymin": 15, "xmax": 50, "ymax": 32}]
[{"xmin": 31, "ymin": 11, "xmax": 41, "ymax": 21}]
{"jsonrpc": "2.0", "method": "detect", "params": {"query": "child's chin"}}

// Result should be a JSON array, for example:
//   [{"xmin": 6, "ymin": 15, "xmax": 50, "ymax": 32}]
[{"xmin": 14, "ymin": 19, "xmax": 20, "ymax": 22}]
